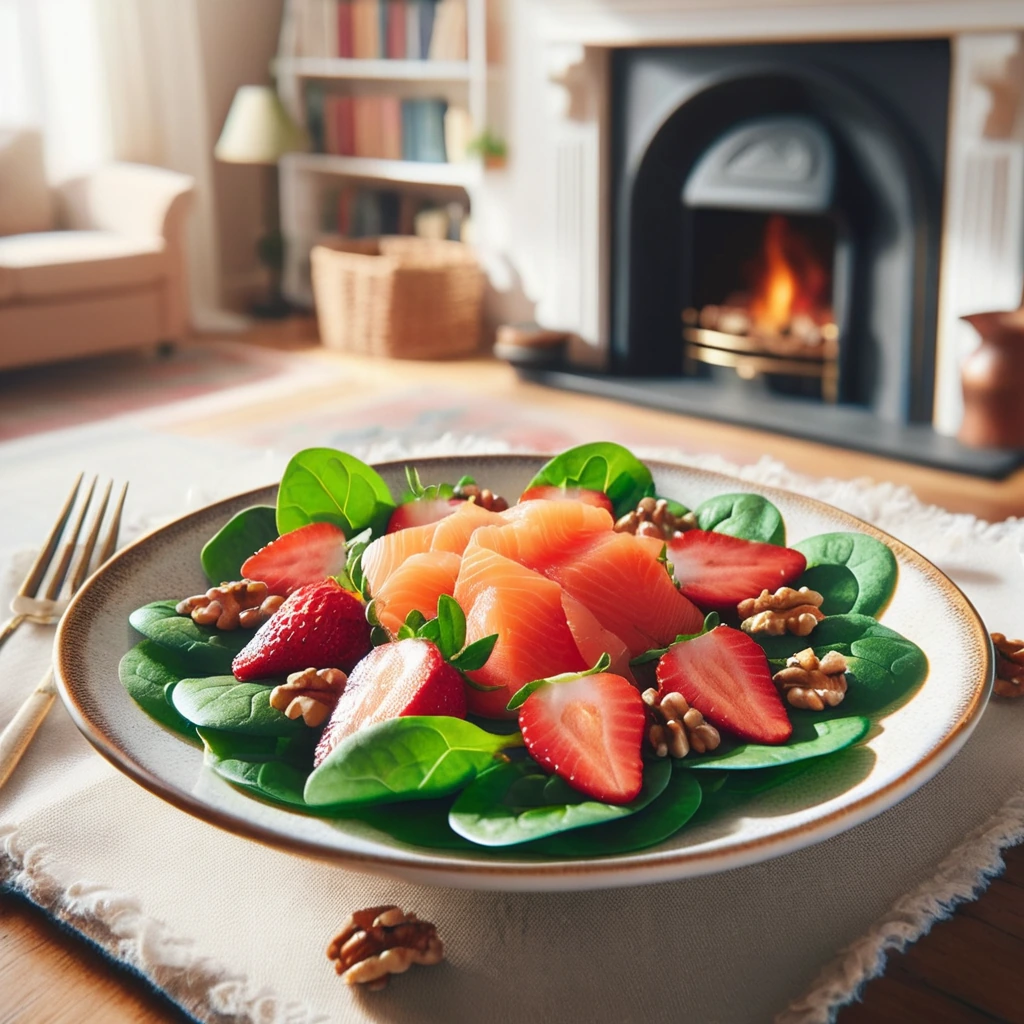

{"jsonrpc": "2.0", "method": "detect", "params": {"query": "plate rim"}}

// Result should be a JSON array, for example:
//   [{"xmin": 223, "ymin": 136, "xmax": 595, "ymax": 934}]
[{"xmin": 53, "ymin": 453, "xmax": 995, "ymax": 888}]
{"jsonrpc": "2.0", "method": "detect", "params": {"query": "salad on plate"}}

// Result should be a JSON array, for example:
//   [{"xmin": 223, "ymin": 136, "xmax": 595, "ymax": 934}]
[{"xmin": 119, "ymin": 443, "xmax": 928, "ymax": 857}]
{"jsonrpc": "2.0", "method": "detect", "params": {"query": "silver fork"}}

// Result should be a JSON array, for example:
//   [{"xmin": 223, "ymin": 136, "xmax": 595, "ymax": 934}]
[{"xmin": 0, "ymin": 475, "xmax": 127, "ymax": 788}]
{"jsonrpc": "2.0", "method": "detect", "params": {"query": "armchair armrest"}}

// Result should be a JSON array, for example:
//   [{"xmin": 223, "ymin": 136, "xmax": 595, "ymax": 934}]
[{"xmin": 55, "ymin": 163, "xmax": 195, "ymax": 243}]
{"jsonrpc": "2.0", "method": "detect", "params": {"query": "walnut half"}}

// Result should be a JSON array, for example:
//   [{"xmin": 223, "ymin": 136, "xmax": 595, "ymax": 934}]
[
  {"xmin": 992, "ymin": 633, "xmax": 1024, "ymax": 698},
  {"xmin": 327, "ymin": 906, "xmax": 443, "ymax": 990},
  {"xmin": 641, "ymin": 688, "xmax": 720, "ymax": 758},
  {"xmin": 773, "ymin": 648, "xmax": 848, "ymax": 711},
  {"xmin": 614, "ymin": 497, "xmax": 698, "ymax": 540},
  {"xmin": 176, "ymin": 580, "xmax": 283, "ymax": 630},
  {"xmin": 738, "ymin": 586, "xmax": 825, "ymax": 637},
  {"xmin": 270, "ymin": 668, "xmax": 347, "ymax": 727}
]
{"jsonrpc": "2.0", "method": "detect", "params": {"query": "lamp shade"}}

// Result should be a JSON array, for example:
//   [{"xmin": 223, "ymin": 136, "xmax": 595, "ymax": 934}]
[{"xmin": 215, "ymin": 85, "xmax": 307, "ymax": 165}]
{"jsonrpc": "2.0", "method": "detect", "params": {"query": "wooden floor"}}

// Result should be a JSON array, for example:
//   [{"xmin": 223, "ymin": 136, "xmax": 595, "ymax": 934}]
[{"xmin": 3, "ymin": 319, "xmax": 1024, "ymax": 1023}]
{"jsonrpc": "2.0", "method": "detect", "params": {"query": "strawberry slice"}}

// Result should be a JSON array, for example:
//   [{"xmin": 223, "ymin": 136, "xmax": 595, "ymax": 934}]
[
  {"xmin": 232, "ymin": 578, "xmax": 371, "ymax": 681},
  {"xmin": 386, "ymin": 497, "xmax": 463, "ymax": 534},
  {"xmin": 314, "ymin": 639, "xmax": 466, "ymax": 765},
  {"xmin": 518, "ymin": 485, "xmax": 614, "ymax": 515},
  {"xmin": 656, "ymin": 625, "xmax": 792, "ymax": 744},
  {"xmin": 241, "ymin": 522, "xmax": 348, "ymax": 596},
  {"xmin": 516, "ymin": 671, "xmax": 646, "ymax": 804},
  {"xmin": 666, "ymin": 530, "xmax": 806, "ymax": 611}
]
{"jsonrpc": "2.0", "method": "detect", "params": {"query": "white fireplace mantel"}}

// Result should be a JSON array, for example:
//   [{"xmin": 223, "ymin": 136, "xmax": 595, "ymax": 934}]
[{"xmin": 499, "ymin": 0, "xmax": 1024, "ymax": 434}]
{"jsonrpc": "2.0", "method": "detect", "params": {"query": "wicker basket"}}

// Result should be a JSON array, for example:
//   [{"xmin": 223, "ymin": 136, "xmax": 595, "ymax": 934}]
[{"xmin": 311, "ymin": 236, "xmax": 484, "ymax": 359}]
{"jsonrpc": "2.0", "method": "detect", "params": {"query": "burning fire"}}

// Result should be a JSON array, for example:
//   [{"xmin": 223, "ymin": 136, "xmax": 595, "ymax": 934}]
[{"xmin": 748, "ymin": 215, "xmax": 830, "ymax": 333}]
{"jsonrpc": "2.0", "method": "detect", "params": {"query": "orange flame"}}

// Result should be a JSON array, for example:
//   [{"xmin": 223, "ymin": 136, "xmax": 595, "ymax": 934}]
[{"xmin": 750, "ymin": 215, "xmax": 799, "ymax": 332}]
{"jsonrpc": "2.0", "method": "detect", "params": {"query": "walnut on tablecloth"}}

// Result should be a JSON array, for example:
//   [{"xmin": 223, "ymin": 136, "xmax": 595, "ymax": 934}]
[
  {"xmin": 327, "ymin": 906, "xmax": 444, "ymax": 989},
  {"xmin": 614, "ymin": 496, "xmax": 698, "ymax": 540},
  {"xmin": 738, "ymin": 586, "xmax": 825, "ymax": 637},
  {"xmin": 772, "ymin": 648, "xmax": 848, "ymax": 711},
  {"xmin": 175, "ymin": 580, "xmax": 283, "ymax": 630},
  {"xmin": 269, "ymin": 667, "xmax": 348, "ymax": 727},
  {"xmin": 992, "ymin": 633, "xmax": 1024, "ymax": 698},
  {"xmin": 641, "ymin": 688, "xmax": 720, "ymax": 758}
]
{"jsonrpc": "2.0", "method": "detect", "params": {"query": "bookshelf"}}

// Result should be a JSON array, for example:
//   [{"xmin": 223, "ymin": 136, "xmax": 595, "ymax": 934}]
[{"xmin": 276, "ymin": 0, "xmax": 493, "ymax": 306}]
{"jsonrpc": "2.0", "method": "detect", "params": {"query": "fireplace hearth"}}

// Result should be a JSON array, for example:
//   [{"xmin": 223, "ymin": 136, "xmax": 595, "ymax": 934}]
[{"xmin": 512, "ymin": 36, "xmax": 1024, "ymax": 478}]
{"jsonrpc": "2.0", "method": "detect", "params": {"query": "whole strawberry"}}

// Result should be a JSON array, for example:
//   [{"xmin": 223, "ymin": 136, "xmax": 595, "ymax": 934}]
[{"xmin": 232, "ymin": 579, "xmax": 371, "ymax": 681}]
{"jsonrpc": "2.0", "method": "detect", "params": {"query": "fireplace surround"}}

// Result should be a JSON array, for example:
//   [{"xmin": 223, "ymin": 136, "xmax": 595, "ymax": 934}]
[{"xmin": 501, "ymin": 2, "xmax": 1024, "ymax": 477}]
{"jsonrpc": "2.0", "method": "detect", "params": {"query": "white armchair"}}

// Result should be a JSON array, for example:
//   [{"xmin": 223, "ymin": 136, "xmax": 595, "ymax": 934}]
[{"xmin": 0, "ymin": 129, "xmax": 195, "ymax": 371}]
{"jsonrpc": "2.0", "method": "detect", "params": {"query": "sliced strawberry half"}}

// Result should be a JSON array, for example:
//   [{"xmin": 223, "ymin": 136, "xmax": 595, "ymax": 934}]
[
  {"xmin": 314, "ymin": 639, "xmax": 466, "ymax": 766},
  {"xmin": 518, "ymin": 485, "xmax": 614, "ymax": 515},
  {"xmin": 386, "ymin": 497, "xmax": 463, "ymax": 534},
  {"xmin": 667, "ymin": 530, "xmax": 806, "ymax": 611},
  {"xmin": 241, "ymin": 521, "xmax": 348, "ymax": 596},
  {"xmin": 656, "ymin": 625, "xmax": 792, "ymax": 745},
  {"xmin": 517, "ymin": 671, "xmax": 646, "ymax": 804},
  {"xmin": 232, "ymin": 578, "xmax": 371, "ymax": 681}
]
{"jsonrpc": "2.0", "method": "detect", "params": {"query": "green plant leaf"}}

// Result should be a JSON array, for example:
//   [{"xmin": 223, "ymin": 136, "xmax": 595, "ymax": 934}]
[
  {"xmin": 524, "ymin": 442, "xmax": 654, "ymax": 516},
  {"xmin": 752, "ymin": 614, "xmax": 929, "ymax": 714},
  {"xmin": 435, "ymin": 594, "xmax": 466, "ymax": 660},
  {"xmin": 680, "ymin": 715, "xmax": 870, "ymax": 770},
  {"xmin": 448, "ymin": 758, "xmax": 671, "ymax": 847},
  {"xmin": 630, "ymin": 612, "xmax": 720, "ymax": 666},
  {"xmin": 451, "ymin": 634, "xmax": 499, "ymax": 673},
  {"xmin": 200, "ymin": 506, "xmax": 278, "ymax": 585},
  {"xmin": 527, "ymin": 768, "xmax": 702, "ymax": 857},
  {"xmin": 196, "ymin": 727, "xmax": 313, "ymax": 764},
  {"xmin": 276, "ymin": 447, "xmax": 395, "ymax": 537},
  {"xmin": 128, "ymin": 601, "xmax": 252, "ymax": 675},
  {"xmin": 695, "ymin": 493, "xmax": 786, "ymax": 546},
  {"xmin": 794, "ymin": 532, "xmax": 898, "ymax": 617},
  {"xmin": 208, "ymin": 757, "xmax": 309, "ymax": 808},
  {"xmin": 401, "ymin": 465, "xmax": 455, "ymax": 502},
  {"xmin": 303, "ymin": 716, "xmax": 519, "ymax": 807},
  {"xmin": 506, "ymin": 652, "xmax": 612, "ymax": 712},
  {"xmin": 171, "ymin": 677, "xmax": 309, "ymax": 736},
  {"xmin": 348, "ymin": 797, "xmax": 476, "ymax": 850},
  {"xmin": 117, "ymin": 641, "xmax": 199, "ymax": 742}
]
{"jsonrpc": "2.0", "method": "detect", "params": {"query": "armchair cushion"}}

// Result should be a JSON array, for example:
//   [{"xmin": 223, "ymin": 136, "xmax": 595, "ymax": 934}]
[
  {"xmin": 0, "ymin": 130, "xmax": 55, "ymax": 237},
  {"xmin": 0, "ymin": 231, "xmax": 166, "ymax": 302}
]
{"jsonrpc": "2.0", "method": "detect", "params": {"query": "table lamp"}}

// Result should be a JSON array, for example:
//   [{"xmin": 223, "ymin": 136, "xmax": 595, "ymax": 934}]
[{"xmin": 215, "ymin": 84, "xmax": 307, "ymax": 317}]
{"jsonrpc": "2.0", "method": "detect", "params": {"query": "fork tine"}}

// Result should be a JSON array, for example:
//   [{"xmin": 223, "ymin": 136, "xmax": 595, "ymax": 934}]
[
  {"xmin": 43, "ymin": 476, "xmax": 97, "ymax": 602},
  {"xmin": 93, "ymin": 481, "xmax": 127, "ymax": 571},
  {"xmin": 17, "ymin": 473, "xmax": 84, "ymax": 599},
  {"xmin": 68, "ymin": 479, "xmax": 114, "ymax": 595}
]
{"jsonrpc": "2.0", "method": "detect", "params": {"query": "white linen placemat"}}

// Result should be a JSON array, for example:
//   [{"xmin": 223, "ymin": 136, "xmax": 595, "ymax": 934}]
[{"xmin": 1, "ymin": 427, "xmax": 1023, "ymax": 1024}]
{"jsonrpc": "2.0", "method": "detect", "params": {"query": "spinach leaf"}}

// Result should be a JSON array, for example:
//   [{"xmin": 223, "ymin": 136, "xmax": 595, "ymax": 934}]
[
  {"xmin": 303, "ymin": 716, "xmax": 518, "ymax": 807},
  {"xmin": 196, "ymin": 727, "xmax": 314, "ymax": 765},
  {"xmin": 118, "ymin": 641, "xmax": 199, "ymax": 742},
  {"xmin": 208, "ymin": 757, "xmax": 309, "ymax": 808},
  {"xmin": 448, "ymin": 758, "xmax": 671, "ymax": 847},
  {"xmin": 171, "ymin": 677, "xmax": 308, "ymax": 736},
  {"xmin": 752, "ymin": 614, "xmax": 928, "ymax": 714},
  {"xmin": 348, "ymin": 797, "xmax": 476, "ymax": 850},
  {"xmin": 681, "ymin": 715, "xmax": 870, "ymax": 770},
  {"xmin": 528, "ymin": 768, "xmax": 702, "ymax": 857},
  {"xmin": 200, "ymin": 506, "xmax": 278, "ymax": 585},
  {"xmin": 129, "ymin": 601, "xmax": 252, "ymax": 675},
  {"xmin": 276, "ymin": 447, "xmax": 395, "ymax": 537},
  {"xmin": 695, "ymin": 493, "xmax": 786, "ymax": 546},
  {"xmin": 794, "ymin": 532, "xmax": 898, "ymax": 617},
  {"xmin": 524, "ymin": 442, "xmax": 654, "ymax": 516}
]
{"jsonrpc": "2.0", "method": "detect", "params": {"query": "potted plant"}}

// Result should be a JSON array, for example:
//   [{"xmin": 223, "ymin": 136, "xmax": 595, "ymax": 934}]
[{"xmin": 466, "ymin": 129, "xmax": 508, "ymax": 170}]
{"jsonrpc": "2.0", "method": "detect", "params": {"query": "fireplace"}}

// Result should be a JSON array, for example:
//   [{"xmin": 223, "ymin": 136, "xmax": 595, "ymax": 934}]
[{"xmin": 506, "ymin": 24, "xmax": 1024, "ymax": 478}]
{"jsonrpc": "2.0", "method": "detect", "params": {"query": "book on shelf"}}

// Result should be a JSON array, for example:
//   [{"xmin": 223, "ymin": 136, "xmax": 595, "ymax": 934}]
[
  {"xmin": 323, "ymin": 184, "xmax": 468, "ymax": 239},
  {"xmin": 292, "ymin": 0, "xmax": 466, "ymax": 62}
]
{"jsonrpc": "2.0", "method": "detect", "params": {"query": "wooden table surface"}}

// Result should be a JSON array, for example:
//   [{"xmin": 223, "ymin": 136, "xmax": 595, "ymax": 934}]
[{"xmin": 3, "ymin": 326, "xmax": 1024, "ymax": 1023}]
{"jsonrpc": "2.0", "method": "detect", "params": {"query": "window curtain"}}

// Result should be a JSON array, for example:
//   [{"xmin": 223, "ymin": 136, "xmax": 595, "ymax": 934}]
[{"xmin": 0, "ymin": 0, "xmax": 242, "ymax": 330}]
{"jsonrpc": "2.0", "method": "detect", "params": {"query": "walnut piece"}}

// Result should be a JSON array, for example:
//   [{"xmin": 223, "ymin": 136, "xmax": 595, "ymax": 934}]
[
  {"xmin": 992, "ymin": 633, "xmax": 1024, "ymax": 698},
  {"xmin": 270, "ymin": 668, "xmax": 348, "ymax": 727},
  {"xmin": 641, "ymin": 688, "xmax": 720, "ymax": 758},
  {"xmin": 454, "ymin": 481, "xmax": 509, "ymax": 512},
  {"xmin": 614, "ymin": 496, "xmax": 698, "ymax": 540},
  {"xmin": 738, "ymin": 586, "xmax": 825, "ymax": 637},
  {"xmin": 175, "ymin": 580, "xmax": 284, "ymax": 630},
  {"xmin": 327, "ymin": 905, "xmax": 443, "ymax": 990},
  {"xmin": 773, "ymin": 648, "xmax": 848, "ymax": 711}
]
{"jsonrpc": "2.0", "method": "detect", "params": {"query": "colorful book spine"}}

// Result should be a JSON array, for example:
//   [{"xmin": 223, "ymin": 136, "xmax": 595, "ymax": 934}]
[
  {"xmin": 385, "ymin": 0, "xmax": 406, "ymax": 59},
  {"xmin": 337, "ymin": 0, "xmax": 353, "ymax": 58},
  {"xmin": 405, "ymin": 1, "xmax": 421, "ymax": 59},
  {"xmin": 418, "ymin": 0, "xmax": 435, "ymax": 61}
]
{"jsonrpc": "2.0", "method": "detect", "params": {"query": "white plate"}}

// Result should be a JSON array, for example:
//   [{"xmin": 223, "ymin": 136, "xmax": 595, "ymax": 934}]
[{"xmin": 54, "ymin": 455, "xmax": 992, "ymax": 891}]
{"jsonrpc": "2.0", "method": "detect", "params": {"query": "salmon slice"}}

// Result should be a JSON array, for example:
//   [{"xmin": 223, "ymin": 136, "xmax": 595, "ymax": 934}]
[
  {"xmin": 372, "ymin": 550, "xmax": 462, "ymax": 636},
  {"xmin": 474, "ymin": 498, "xmax": 614, "ymax": 570},
  {"xmin": 545, "ymin": 531, "xmax": 705, "ymax": 656},
  {"xmin": 362, "ymin": 521, "xmax": 439, "ymax": 598},
  {"xmin": 455, "ymin": 543, "xmax": 587, "ymax": 717},
  {"xmin": 561, "ymin": 594, "xmax": 635, "ymax": 685},
  {"xmin": 431, "ymin": 500, "xmax": 506, "ymax": 555}
]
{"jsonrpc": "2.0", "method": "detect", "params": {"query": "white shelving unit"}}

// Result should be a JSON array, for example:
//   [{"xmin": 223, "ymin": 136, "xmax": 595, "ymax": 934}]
[{"xmin": 276, "ymin": 0, "xmax": 491, "ymax": 306}]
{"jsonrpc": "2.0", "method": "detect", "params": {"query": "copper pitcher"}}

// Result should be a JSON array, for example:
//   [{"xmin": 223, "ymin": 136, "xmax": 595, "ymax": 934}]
[{"xmin": 959, "ymin": 303, "xmax": 1024, "ymax": 450}]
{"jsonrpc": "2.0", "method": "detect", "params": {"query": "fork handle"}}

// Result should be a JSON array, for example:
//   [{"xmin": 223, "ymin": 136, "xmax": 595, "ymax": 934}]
[
  {"xmin": 0, "ymin": 668, "xmax": 56, "ymax": 789},
  {"xmin": 0, "ymin": 614, "xmax": 27, "ymax": 655}
]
